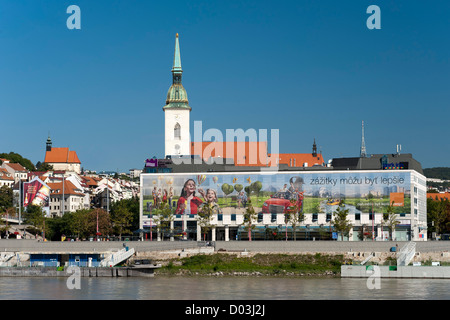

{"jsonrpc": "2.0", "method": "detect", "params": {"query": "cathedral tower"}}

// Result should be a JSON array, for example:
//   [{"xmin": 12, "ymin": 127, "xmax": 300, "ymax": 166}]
[{"xmin": 163, "ymin": 33, "xmax": 191, "ymax": 157}]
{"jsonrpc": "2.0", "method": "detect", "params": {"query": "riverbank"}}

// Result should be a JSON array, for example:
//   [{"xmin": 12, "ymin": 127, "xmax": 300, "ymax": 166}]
[
  {"xmin": 1, "ymin": 240, "xmax": 449, "ymax": 277},
  {"xmin": 152, "ymin": 252, "xmax": 344, "ymax": 277}
]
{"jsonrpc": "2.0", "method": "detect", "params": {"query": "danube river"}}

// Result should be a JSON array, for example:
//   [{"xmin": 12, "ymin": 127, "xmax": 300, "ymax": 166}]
[{"xmin": 0, "ymin": 276, "xmax": 448, "ymax": 300}]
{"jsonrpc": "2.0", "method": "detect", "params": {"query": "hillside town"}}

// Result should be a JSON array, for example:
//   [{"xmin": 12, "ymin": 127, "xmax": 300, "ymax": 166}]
[{"xmin": 0, "ymin": 136, "xmax": 140, "ymax": 219}]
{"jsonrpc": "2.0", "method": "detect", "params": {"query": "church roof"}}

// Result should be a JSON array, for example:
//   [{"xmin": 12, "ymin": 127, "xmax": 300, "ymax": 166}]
[
  {"xmin": 273, "ymin": 153, "xmax": 325, "ymax": 167},
  {"xmin": 44, "ymin": 148, "xmax": 81, "ymax": 164},
  {"xmin": 191, "ymin": 141, "xmax": 269, "ymax": 166}
]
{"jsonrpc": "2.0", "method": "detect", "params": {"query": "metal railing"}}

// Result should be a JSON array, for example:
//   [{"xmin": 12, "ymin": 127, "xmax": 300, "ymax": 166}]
[
  {"xmin": 100, "ymin": 247, "xmax": 135, "ymax": 267},
  {"xmin": 397, "ymin": 241, "xmax": 416, "ymax": 266}
]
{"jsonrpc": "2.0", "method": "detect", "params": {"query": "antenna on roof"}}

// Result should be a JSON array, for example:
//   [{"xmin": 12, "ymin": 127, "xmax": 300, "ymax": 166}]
[{"xmin": 360, "ymin": 121, "xmax": 367, "ymax": 158}]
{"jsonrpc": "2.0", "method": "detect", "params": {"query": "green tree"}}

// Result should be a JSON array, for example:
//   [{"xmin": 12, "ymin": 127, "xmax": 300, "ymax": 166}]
[
  {"xmin": 35, "ymin": 162, "xmax": 54, "ymax": 171},
  {"xmin": 23, "ymin": 205, "xmax": 46, "ymax": 238},
  {"xmin": 285, "ymin": 198, "xmax": 305, "ymax": 241},
  {"xmin": 197, "ymin": 201, "xmax": 215, "ymax": 241},
  {"xmin": 69, "ymin": 209, "xmax": 91, "ymax": 239},
  {"xmin": 427, "ymin": 197, "xmax": 449, "ymax": 237},
  {"xmin": 423, "ymin": 167, "xmax": 450, "ymax": 180},
  {"xmin": 111, "ymin": 201, "xmax": 134, "ymax": 238},
  {"xmin": 242, "ymin": 198, "xmax": 257, "ymax": 241},
  {"xmin": 0, "ymin": 152, "xmax": 35, "ymax": 171},
  {"xmin": 0, "ymin": 185, "xmax": 13, "ymax": 212},
  {"xmin": 88, "ymin": 208, "xmax": 112, "ymax": 238},
  {"xmin": 383, "ymin": 201, "xmax": 400, "ymax": 241},
  {"xmin": 221, "ymin": 183, "xmax": 234, "ymax": 207},
  {"xmin": 121, "ymin": 196, "xmax": 140, "ymax": 231},
  {"xmin": 332, "ymin": 204, "xmax": 352, "ymax": 241},
  {"xmin": 251, "ymin": 181, "xmax": 262, "ymax": 198},
  {"xmin": 152, "ymin": 200, "xmax": 174, "ymax": 241},
  {"xmin": 0, "ymin": 207, "xmax": 15, "ymax": 237}
]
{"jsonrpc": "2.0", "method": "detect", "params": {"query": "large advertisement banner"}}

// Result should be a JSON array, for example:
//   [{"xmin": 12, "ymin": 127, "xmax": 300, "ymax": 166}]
[
  {"xmin": 23, "ymin": 177, "xmax": 50, "ymax": 208},
  {"xmin": 141, "ymin": 171, "xmax": 411, "ymax": 216}
]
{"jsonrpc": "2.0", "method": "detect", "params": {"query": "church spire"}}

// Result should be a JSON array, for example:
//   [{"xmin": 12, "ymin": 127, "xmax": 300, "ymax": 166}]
[
  {"xmin": 46, "ymin": 134, "xmax": 52, "ymax": 152},
  {"xmin": 172, "ymin": 33, "xmax": 182, "ymax": 83},
  {"xmin": 163, "ymin": 33, "xmax": 191, "ymax": 110},
  {"xmin": 312, "ymin": 138, "xmax": 317, "ymax": 157}
]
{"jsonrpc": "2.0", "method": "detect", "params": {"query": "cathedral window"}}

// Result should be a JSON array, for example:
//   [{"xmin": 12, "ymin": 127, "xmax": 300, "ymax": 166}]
[{"xmin": 174, "ymin": 123, "xmax": 181, "ymax": 140}]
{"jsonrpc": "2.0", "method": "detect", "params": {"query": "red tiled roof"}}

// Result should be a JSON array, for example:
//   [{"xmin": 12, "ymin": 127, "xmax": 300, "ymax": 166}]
[
  {"xmin": 427, "ymin": 193, "xmax": 450, "ymax": 201},
  {"xmin": 44, "ymin": 148, "xmax": 81, "ymax": 164},
  {"xmin": 271, "ymin": 153, "xmax": 325, "ymax": 167},
  {"xmin": 47, "ymin": 180, "xmax": 84, "ymax": 196},
  {"xmin": 4, "ymin": 162, "xmax": 27, "ymax": 172},
  {"xmin": 191, "ymin": 141, "xmax": 269, "ymax": 166},
  {"xmin": 0, "ymin": 168, "xmax": 13, "ymax": 181},
  {"xmin": 81, "ymin": 176, "xmax": 99, "ymax": 187},
  {"xmin": 191, "ymin": 141, "xmax": 324, "ymax": 167}
]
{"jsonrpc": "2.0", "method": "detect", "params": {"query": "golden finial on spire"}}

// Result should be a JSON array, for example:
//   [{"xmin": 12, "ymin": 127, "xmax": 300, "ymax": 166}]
[{"xmin": 176, "ymin": 33, "xmax": 179, "ymax": 37}]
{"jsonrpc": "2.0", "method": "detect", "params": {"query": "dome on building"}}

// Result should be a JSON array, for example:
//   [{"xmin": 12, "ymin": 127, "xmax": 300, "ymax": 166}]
[{"xmin": 165, "ymin": 83, "xmax": 190, "ymax": 109}]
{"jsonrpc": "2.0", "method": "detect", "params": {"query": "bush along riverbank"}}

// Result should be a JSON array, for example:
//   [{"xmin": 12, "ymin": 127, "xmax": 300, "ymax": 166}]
[{"xmin": 155, "ymin": 253, "xmax": 346, "ymax": 277}]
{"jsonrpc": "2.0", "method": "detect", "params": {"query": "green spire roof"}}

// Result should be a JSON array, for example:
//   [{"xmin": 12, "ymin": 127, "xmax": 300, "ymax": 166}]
[
  {"xmin": 163, "ymin": 33, "xmax": 191, "ymax": 111},
  {"xmin": 172, "ymin": 33, "xmax": 182, "ymax": 74}
]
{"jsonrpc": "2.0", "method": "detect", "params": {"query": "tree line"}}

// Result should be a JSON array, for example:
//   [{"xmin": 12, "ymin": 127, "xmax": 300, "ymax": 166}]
[
  {"xmin": 423, "ymin": 167, "xmax": 450, "ymax": 180},
  {"xmin": 1, "ymin": 197, "xmax": 140, "ymax": 241}
]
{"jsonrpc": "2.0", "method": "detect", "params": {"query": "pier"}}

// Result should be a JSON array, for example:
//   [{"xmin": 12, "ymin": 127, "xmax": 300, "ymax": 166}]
[
  {"xmin": 341, "ymin": 265, "xmax": 450, "ymax": 279},
  {"xmin": 0, "ymin": 265, "xmax": 161, "ymax": 277}
]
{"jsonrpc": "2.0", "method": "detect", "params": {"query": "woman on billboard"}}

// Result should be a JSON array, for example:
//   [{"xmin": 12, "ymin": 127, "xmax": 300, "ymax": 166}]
[{"xmin": 175, "ymin": 179, "xmax": 206, "ymax": 215}]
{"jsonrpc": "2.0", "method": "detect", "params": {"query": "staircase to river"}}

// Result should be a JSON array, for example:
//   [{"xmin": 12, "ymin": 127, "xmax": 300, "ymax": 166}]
[
  {"xmin": 100, "ymin": 247, "xmax": 135, "ymax": 267},
  {"xmin": 397, "ymin": 241, "xmax": 416, "ymax": 266}
]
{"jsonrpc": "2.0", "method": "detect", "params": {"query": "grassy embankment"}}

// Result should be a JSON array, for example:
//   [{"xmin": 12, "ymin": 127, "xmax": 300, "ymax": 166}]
[{"xmin": 156, "ymin": 253, "xmax": 345, "ymax": 277}]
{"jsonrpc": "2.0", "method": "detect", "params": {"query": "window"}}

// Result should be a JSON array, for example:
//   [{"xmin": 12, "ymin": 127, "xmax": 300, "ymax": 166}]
[{"xmin": 174, "ymin": 123, "xmax": 181, "ymax": 140}]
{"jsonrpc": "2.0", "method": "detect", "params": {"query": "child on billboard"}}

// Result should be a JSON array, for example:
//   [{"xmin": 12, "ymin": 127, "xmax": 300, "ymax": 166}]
[
  {"xmin": 199, "ymin": 189, "xmax": 222, "ymax": 214},
  {"xmin": 176, "ymin": 179, "xmax": 206, "ymax": 215}
]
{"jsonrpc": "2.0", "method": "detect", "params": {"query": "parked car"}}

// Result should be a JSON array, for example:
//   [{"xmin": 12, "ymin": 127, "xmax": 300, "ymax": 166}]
[{"xmin": 262, "ymin": 191, "xmax": 303, "ymax": 214}]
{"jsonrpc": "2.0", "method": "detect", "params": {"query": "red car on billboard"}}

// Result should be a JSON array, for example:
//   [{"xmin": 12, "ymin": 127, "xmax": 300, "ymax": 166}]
[{"xmin": 262, "ymin": 191, "xmax": 303, "ymax": 214}]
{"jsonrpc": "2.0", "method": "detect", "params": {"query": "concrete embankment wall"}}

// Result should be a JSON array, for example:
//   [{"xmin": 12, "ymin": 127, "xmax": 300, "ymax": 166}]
[
  {"xmin": 1, "ymin": 240, "xmax": 449, "ymax": 265},
  {"xmin": 341, "ymin": 265, "xmax": 450, "ymax": 279},
  {"xmin": 1, "ymin": 239, "xmax": 449, "ymax": 253}
]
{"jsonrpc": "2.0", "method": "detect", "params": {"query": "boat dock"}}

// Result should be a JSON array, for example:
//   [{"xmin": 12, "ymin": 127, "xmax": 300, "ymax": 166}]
[
  {"xmin": 341, "ymin": 265, "xmax": 450, "ymax": 279},
  {"xmin": 0, "ymin": 265, "xmax": 161, "ymax": 277}
]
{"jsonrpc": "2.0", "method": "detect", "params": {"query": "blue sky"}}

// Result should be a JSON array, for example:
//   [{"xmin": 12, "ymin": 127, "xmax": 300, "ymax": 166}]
[{"xmin": 0, "ymin": 1, "xmax": 449, "ymax": 173}]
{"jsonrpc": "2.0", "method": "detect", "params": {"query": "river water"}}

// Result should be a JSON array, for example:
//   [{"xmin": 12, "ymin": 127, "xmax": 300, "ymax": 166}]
[{"xmin": 0, "ymin": 276, "xmax": 448, "ymax": 300}]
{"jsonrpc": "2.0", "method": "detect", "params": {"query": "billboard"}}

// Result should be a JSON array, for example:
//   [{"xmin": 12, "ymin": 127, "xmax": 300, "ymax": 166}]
[
  {"xmin": 141, "ymin": 170, "xmax": 411, "ymax": 216},
  {"xmin": 23, "ymin": 177, "xmax": 51, "ymax": 208}
]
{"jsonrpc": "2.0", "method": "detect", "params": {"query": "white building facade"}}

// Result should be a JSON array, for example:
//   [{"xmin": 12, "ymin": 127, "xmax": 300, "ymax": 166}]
[{"xmin": 140, "ymin": 169, "xmax": 427, "ymax": 242}]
